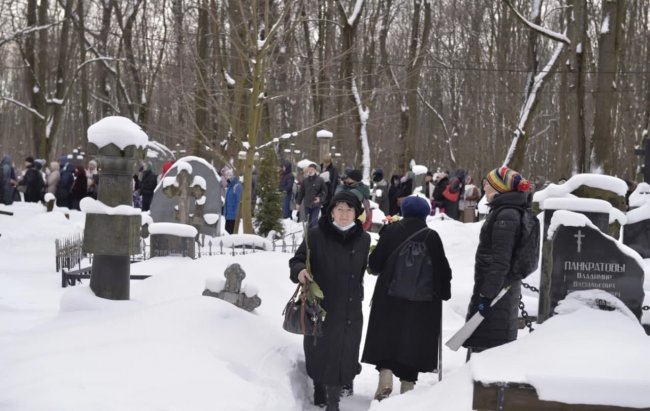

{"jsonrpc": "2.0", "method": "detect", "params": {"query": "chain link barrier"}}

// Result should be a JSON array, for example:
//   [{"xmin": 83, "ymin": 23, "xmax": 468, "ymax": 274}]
[{"xmin": 518, "ymin": 281, "xmax": 538, "ymax": 333}]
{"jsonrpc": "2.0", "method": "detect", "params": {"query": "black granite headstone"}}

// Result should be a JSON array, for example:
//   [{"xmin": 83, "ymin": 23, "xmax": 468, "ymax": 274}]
[
  {"xmin": 623, "ymin": 219, "xmax": 650, "ymax": 258},
  {"xmin": 539, "ymin": 224, "xmax": 645, "ymax": 322}
]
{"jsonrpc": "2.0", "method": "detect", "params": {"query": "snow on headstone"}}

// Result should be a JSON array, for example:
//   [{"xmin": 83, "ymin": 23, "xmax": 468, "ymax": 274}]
[
  {"xmin": 316, "ymin": 129, "xmax": 333, "ymax": 138},
  {"xmin": 87, "ymin": 116, "xmax": 148, "ymax": 149},
  {"xmin": 539, "ymin": 210, "xmax": 646, "ymax": 323}
]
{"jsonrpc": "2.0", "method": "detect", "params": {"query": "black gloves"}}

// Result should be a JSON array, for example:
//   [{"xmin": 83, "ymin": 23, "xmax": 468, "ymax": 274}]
[{"xmin": 477, "ymin": 295, "xmax": 492, "ymax": 317}]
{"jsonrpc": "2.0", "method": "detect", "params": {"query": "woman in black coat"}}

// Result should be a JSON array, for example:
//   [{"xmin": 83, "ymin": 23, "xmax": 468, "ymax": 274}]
[
  {"xmin": 362, "ymin": 195, "xmax": 452, "ymax": 400},
  {"xmin": 463, "ymin": 166, "xmax": 531, "ymax": 356},
  {"xmin": 289, "ymin": 190, "xmax": 371, "ymax": 410}
]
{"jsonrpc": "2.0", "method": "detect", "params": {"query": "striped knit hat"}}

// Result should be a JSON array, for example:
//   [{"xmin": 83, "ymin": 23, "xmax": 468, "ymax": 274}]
[{"xmin": 486, "ymin": 166, "xmax": 531, "ymax": 193}]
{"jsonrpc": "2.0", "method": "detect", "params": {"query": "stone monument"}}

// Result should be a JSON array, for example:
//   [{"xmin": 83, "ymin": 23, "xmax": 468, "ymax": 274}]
[
  {"xmin": 149, "ymin": 156, "xmax": 222, "ymax": 236},
  {"xmin": 202, "ymin": 263, "xmax": 261, "ymax": 312},
  {"xmin": 539, "ymin": 210, "xmax": 645, "ymax": 322},
  {"xmin": 82, "ymin": 116, "xmax": 147, "ymax": 300},
  {"xmin": 622, "ymin": 183, "xmax": 650, "ymax": 258},
  {"xmin": 149, "ymin": 160, "xmax": 204, "ymax": 258}
]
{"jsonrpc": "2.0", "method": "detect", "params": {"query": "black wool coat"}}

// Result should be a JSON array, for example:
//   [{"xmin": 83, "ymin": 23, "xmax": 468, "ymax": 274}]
[
  {"xmin": 463, "ymin": 191, "xmax": 529, "ymax": 350},
  {"xmin": 362, "ymin": 218, "xmax": 452, "ymax": 372},
  {"xmin": 289, "ymin": 217, "xmax": 371, "ymax": 386}
]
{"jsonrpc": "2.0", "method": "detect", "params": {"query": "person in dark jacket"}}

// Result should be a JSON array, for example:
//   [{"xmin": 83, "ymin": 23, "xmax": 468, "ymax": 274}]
[
  {"xmin": 1, "ymin": 155, "xmax": 17, "ymax": 205},
  {"xmin": 362, "ymin": 195, "xmax": 452, "ymax": 400},
  {"xmin": 278, "ymin": 160, "xmax": 294, "ymax": 219},
  {"xmin": 387, "ymin": 174, "xmax": 401, "ymax": 216},
  {"xmin": 56, "ymin": 161, "xmax": 74, "ymax": 208},
  {"xmin": 140, "ymin": 162, "xmax": 158, "ymax": 211},
  {"xmin": 320, "ymin": 154, "xmax": 339, "ymax": 204},
  {"xmin": 18, "ymin": 156, "xmax": 45, "ymax": 203},
  {"xmin": 289, "ymin": 190, "xmax": 371, "ymax": 411},
  {"xmin": 463, "ymin": 166, "xmax": 531, "ymax": 358},
  {"xmin": 295, "ymin": 163, "xmax": 327, "ymax": 228},
  {"xmin": 70, "ymin": 165, "xmax": 88, "ymax": 210},
  {"xmin": 371, "ymin": 168, "xmax": 390, "ymax": 215}
]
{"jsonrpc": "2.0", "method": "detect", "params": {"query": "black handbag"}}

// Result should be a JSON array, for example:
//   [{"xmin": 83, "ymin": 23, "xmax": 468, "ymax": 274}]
[{"xmin": 282, "ymin": 284, "xmax": 324, "ymax": 337}]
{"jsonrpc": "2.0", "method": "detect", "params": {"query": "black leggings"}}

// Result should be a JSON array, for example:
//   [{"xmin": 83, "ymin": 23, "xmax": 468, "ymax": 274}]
[{"xmin": 375, "ymin": 360, "xmax": 419, "ymax": 382}]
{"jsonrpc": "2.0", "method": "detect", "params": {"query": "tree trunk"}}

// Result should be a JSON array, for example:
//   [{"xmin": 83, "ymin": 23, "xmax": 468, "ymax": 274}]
[
  {"xmin": 403, "ymin": 0, "xmax": 432, "ymax": 171},
  {"xmin": 193, "ymin": 0, "xmax": 210, "ymax": 157},
  {"xmin": 591, "ymin": 0, "xmax": 626, "ymax": 173}
]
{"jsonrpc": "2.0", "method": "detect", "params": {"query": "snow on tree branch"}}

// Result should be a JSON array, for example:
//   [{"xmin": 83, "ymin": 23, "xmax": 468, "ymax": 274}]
[
  {"xmin": 503, "ymin": 40, "xmax": 566, "ymax": 166},
  {"xmin": 0, "ymin": 97, "xmax": 45, "ymax": 120},
  {"xmin": 503, "ymin": 0, "xmax": 570, "ymax": 45},
  {"xmin": 0, "ymin": 22, "xmax": 60, "ymax": 48}
]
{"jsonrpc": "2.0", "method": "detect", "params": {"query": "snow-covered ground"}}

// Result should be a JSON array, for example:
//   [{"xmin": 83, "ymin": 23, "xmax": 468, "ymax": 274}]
[{"xmin": 1, "ymin": 201, "xmax": 649, "ymax": 410}]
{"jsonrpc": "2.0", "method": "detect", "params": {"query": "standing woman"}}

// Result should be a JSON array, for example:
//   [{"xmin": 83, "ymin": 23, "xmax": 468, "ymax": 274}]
[
  {"xmin": 462, "ymin": 166, "xmax": 531, "ymax": 358},
  {"xmin": 289, "ymin": 190, "xmax": 371, "ymax": 411},
  {"xmin": 362, "ymin": 195, "xmax": 452, "ymax": 400}
]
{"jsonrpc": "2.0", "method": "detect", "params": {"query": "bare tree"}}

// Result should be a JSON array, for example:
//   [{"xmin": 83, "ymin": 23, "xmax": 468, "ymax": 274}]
[{"xmin": 591, "ymin": 0, "xmax": 626, "ymax": 173}]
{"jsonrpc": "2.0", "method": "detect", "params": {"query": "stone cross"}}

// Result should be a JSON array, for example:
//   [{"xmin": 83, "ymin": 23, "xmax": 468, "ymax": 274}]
[
  {"xmin": 163, "ymin": 169, "xmax": 205, "ymax": 225},
  {"xmin": 202, "ymin": 263, "xmax": 261, "ymax": 312}
]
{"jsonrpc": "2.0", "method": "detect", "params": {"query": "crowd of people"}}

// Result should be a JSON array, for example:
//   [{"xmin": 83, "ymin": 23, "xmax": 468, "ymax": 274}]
[
  {"xmin": 0, "ymin": 154, "xmax": 94, "ymax": 209},
  {"xmin": 289, "ymin": 164, "xmax": 538, "ymax": 410},
  {"xmin": 0, "ymin": 151, "xmax": 171, "ymax": 212},
  {"xmin": 278, "ymin": 155, "xmax": 488, "ymax": 230}
]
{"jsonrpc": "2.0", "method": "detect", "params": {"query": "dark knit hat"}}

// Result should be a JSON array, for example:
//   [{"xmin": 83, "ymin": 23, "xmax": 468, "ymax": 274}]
[
  {"xmin": 400, "ymin": 195, "xmax": 431, "ymax": 219},
  {"xmin": 329, "ymin": 190, "xmax": 362, "ymax": 218},
  {"xmin": 486, "ymin": 166, "xmax": 531, "ymax": 193},
  {"xmin": 346, "ymin": 169, "xmax": 362, "ymax": 183}
]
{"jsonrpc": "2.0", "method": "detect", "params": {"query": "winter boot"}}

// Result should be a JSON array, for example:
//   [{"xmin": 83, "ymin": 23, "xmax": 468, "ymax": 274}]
[
  {"xmin": 340, "ymin": 381, "xmax": 353, "ymax": 397},
  {"xmin": 400, "ymin": 380, "xmax": 415, "ymax": 394},
  {"xmin": 313, "ymin": 381, "xmax": 327, "ymax": 407},
  {"xmin": 325, "ymin": 385, "xmax": 341, "ymax": 411},
  {"xmin": 374, "ymin": 369, "xmax": 393, "ymax": 401}
]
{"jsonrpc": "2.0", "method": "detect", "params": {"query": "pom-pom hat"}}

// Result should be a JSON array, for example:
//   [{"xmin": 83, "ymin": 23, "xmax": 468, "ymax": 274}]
[{"xmin": 486, "ymin": 166, "xmax": 530, "ymax": 193}]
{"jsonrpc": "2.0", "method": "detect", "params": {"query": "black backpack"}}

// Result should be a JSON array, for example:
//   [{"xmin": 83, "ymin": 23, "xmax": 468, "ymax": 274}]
[
  {"xmin": 491, "ymin": 205, "xmax": 540, "ymax": 280},
  {"xmin": 386, "ymin": 227, "xmax": 434, "ymax": 302}
]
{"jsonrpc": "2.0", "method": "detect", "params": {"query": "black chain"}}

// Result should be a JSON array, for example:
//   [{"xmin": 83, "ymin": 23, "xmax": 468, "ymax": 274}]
[
  {"xmin": 518, "ymin": 294, "xmax": 535, "ymax": 332},
  {"xmin": 521, "ymin": 281, "xmax": 539, "ymax": 293},
  {"xmin": 643, "ymin": 306, "xmax": 649, "ymax": 311}
]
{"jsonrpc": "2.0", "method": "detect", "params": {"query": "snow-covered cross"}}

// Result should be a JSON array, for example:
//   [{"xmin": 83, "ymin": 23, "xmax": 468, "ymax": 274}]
[{"xmin": 162, "ymin": 161, "xmax": 206, "ymax": 226}]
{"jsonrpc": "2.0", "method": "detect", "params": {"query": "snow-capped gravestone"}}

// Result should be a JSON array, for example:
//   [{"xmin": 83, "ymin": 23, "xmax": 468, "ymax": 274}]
[
  {"xmin": 202, "ymin": 263, "xmax": 261, "ymax": 312},
  {"xmin": 538, "ymin": 210, "xmax": 645, "ymax": 323},
  {"xmin": 150, "ymin": 156, "xmax": 222, "ymax": 236},
  {"xmin": 534, "ymin": 173, "xmax": 628, "ymax": 239},
  {"xmin": 82, "ymin": 116, "xmax": 148, "ymax": 300},
  {"xmin": 622, "ymin": 183, "xmax": 650, "ymax": 258},
  {"xmin": 149, "ymin": 161, "xmax": 204, "ymax": 259}
]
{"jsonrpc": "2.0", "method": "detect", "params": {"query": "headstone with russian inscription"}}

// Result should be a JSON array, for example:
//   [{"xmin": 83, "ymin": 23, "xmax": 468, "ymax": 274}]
[{"xmin": 538, "ymin": 210, "xmax": 645, "ymax": 323}]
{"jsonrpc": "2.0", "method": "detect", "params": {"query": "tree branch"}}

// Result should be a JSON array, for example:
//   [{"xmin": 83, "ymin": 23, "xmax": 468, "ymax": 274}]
[{"xmin": 503, "ymin": 0, "xmax": 570, "ymax": 45}]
